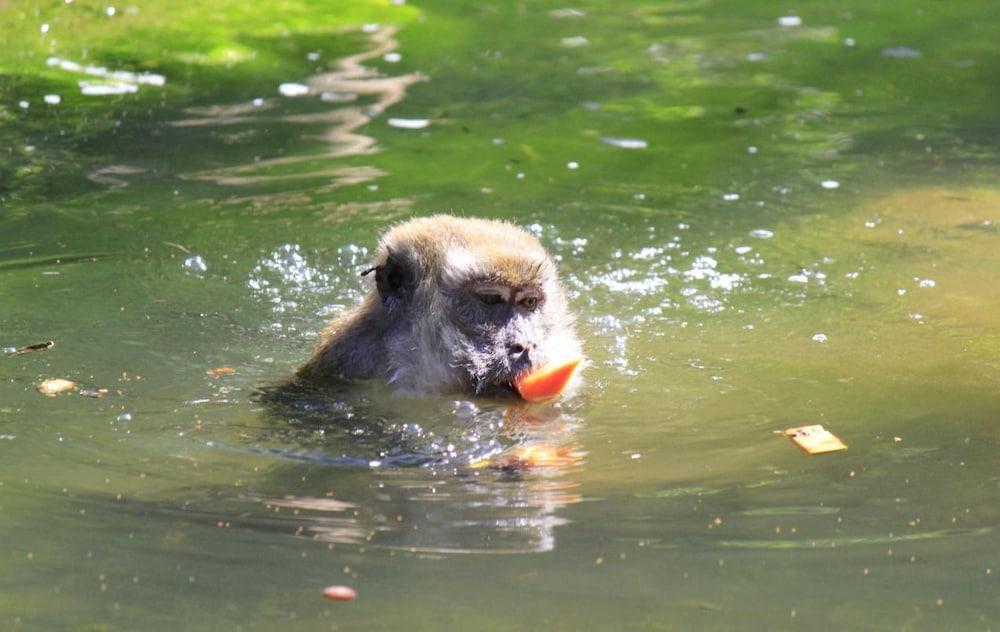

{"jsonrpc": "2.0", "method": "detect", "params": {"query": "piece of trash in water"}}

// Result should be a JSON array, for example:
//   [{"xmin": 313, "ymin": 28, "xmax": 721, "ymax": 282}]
[
  {"xmin": 37, "ymin": 378, "xmax": 78, "ymax": 397},
  {"xmin": 7, "ymin": 341, "xmax": 55, "ymax": 355},
  {"xmin": 783, "ymin": 424, "xmax": 847, "ymax": 455},
  {"xmin": 387, "ymin": 118, "xmax": 430, "ymax": 129},
  {"xmin": 322, "ymin": 585, "xmax": 357, "ymax": 601},
  {"xmin": 206, "ymin": 367, "xmax": 236, "ymax": 378},
  {"xmin": 79, "ymin": 387, "xmax": 110, "ymax": 398}
]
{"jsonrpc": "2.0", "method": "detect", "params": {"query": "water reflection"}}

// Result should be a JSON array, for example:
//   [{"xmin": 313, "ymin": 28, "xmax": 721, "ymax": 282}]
[
  {"xmin": 249, "ymin": 386, "xmax": 585, "ymax": 554},
  {"xmin": 172, "ymin": 25, "xmax": 425, "ymax": 187}
]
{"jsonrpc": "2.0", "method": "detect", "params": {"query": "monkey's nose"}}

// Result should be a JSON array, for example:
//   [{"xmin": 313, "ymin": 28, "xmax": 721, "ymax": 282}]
[
  {"xmin": 508, "ymin": 343, "xmax": 537, "ymax": 378},
  {"xmin": 508, "ymin": 343, "xmax": 535, "ymax": 363}
]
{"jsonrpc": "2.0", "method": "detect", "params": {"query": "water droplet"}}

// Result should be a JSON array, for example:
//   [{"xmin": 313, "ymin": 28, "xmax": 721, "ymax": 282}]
[
  {"xmin": 777, "ymin": 15, "xmax": 802, "ymax": 27},
  {"xmin": 387, "ymin": 117, "xmax": 430, "ymax": 129},
  {"xmin": 278, "ymin": 83, "xmax": 309, "ymax": 97}
]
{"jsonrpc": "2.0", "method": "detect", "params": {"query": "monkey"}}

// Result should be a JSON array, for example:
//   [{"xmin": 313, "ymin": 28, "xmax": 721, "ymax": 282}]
[{"xmin": 297, "ymin": 215, "xmax": 582, "ymax": 398}]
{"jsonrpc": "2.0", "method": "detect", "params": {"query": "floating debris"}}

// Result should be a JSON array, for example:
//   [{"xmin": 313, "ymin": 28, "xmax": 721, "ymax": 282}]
[
  {"xmin": 811, "ymin": 333, "xmax": 828, "ymax": 343},
  {"xmin": 43, "ymin": 94, "xmax": 61, "ymax": 105},
  {"xmin": 777, "ymin": 15, "xmax": 802, "ymax": 27},
  {"xmin": 783, "ymin": 424, "xmax": 847, "ymax": 455},
  {"xmin": 549, "ymin": 8, "xmax": 586, "ymax": 18},
  {"xmin": 79, "ymin": 387, "xmax": 110, "ymax": 398},
  {"xmin": 323, "ymin": 585, "xmax": 357, "ymax": 601},
  {"xmin": 7, "ymin": 341, "xmax": 55, "ymax": 356},
  {"xmin": 723, "ymin": 193, "xmax": 740, "ymax": 201},
  {"xmin": 561, "ymin": 36, "xmax": 590, "ymax": 47},
  {"xmin": 749, "ymin": 229, "xmax": 775, "ymax": 239},
  {"xmin": 820, "ymin": 180, "xmax": 840, "ymax": 190},
  {"xmin": 206, "ymin": 367, "xmax": 236, "ymax": 378},
  {"xmin": 37, "ymin": 378, "xmax": 77, "ymax": 397},
  {"xmin": 80, "ymin": 81, "xmax": 138, "ymax": 96}
]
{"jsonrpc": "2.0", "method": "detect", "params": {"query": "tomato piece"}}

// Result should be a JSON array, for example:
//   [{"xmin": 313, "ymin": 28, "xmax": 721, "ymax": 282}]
[{"xmin": 513, "ymin": 356, "xmax": 582, "ymax": 402}]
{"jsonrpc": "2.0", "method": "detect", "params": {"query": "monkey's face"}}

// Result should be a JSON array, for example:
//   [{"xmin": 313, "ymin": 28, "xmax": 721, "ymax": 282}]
[
  {"xmin": 367, "ymin": 216, "xmax": 582, "ymax": 398},
  {"xmin": 443, "ymin": 279, "xmax": 574, "ymax": 396}
]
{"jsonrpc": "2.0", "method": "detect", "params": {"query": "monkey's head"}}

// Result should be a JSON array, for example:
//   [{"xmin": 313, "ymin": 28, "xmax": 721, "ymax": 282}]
[{"xmin": 362, "ymin": 215, "xmax": 582, "ymax": 398}]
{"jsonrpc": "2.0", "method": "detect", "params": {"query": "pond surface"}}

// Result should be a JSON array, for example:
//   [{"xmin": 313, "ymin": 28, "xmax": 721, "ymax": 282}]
[{"xmin": 3, "ymin": 0, "xmax": 1000, "ymax": 629}]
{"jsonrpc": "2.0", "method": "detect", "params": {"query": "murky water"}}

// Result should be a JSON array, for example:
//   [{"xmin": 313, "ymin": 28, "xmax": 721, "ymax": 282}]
[{"xmin": 3, "ymin": 0, "xmax": 1000, "ymax": 629}]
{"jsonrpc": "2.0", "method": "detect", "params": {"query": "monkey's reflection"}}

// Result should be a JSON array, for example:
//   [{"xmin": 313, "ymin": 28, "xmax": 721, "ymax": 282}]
[{"xmin": 254, "ymin": 381, "xmax": 584, "ymax": 553}]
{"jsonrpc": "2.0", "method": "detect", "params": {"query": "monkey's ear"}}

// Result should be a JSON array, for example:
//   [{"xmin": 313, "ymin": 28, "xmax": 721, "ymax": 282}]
[{"xmin": 374, "ymin": 252, "xmax": 412, "ymax": 303}]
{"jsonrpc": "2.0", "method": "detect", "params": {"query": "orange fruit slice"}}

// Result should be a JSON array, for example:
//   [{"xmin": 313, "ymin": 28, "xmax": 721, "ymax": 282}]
[{"xmin": 513, "ymin": 356, "xmax": 582, "ymax": 403}]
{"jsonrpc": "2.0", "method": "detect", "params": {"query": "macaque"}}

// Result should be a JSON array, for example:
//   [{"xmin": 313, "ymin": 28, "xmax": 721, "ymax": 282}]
[{"xmin": 298, "ymin": 215, "xmax": 582, "ymax": 397}]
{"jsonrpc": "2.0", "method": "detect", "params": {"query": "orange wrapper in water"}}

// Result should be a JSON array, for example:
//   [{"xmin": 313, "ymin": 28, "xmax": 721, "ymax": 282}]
[
  {"xmin": 783, "ymin": 424, "xmax": 847, "ymax": 455},
  {"xmin": 513, "ymin": 356, "xmax": 582, "ymax": 403},
  {"xmin": 322, "ymin": 585, "xmax": 357, "ymax": 601}
]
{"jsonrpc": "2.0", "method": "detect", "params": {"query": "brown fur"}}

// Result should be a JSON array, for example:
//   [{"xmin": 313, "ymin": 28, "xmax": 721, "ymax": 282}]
[{"xmin": 298, "ymin": 215, "xmax": 581, "ymax": 397}]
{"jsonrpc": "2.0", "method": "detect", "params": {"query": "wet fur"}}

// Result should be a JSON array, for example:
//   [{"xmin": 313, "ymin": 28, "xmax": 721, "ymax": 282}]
[{"xmin": 298, "ymin": 215, "xmax": 581, "ymax": 396}]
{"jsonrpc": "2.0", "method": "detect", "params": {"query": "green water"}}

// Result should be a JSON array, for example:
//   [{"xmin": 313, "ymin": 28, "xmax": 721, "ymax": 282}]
[{"xmin": 3, "ymin": 0, "xmax": 1000, "ymax": 629}]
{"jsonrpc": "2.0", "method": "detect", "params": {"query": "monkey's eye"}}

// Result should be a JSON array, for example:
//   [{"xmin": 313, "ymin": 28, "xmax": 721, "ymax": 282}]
[
  {"xmin": 518, "ymin": 296, "xmax": 540, "ymax": 311},
  {"xmin": 477, "ymin": 292, "xmax": 505, "ymax": 306}
]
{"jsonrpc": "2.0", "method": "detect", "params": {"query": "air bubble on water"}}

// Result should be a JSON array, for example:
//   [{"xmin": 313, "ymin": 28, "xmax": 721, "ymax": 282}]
[
  {"xmin": 278, "ymin": 83, "xmax": 309, "ymax": 97},
  {"xmin": 321, "ymin": 91, "xmax": 357, "ymax": 103},
  {"xmin": 387, "ymin": 117, "xmax": 430, "ymax": 129},
  {"xmin": 788, "ymin": 274, "xmax": 808, "ymax": 284},
  {"xmin": 917, "ymin": 278, "xmax": 936, "ymax": 288},
  {"xmin": 2, "ymin": 346, "xmax": 17, "ymax": 355},
  {"xmin": 600, "ymin": 137, "xmax": 648, "ymax": 150},
  {"xmin": 561, "ymin": 36, "xmax": 589, "ymax": 47},
  {"xmin": 734, "ymin": 246, "xmax": 752, "ymax": 255},
  {"xmin": 549, "ymin": 8, "xmax": 585, "ymax": 18},
  {"xmin": 116, "ymin": 412, "xmax": 132, "ymax": 423},
  {"xmin": 184, "ymin": 255, "xmax": 208, "ymax": 273},
  {"xmin": 881, "ymin": 47, "xmax": 922, "ymax": 59},
  {"xmin": 749, "ymin": 229, "xmax": 774, "ymax": 239},
  {"xmin": 812, "ymin": 333, "xmax": 828, "ymax": 343}
]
